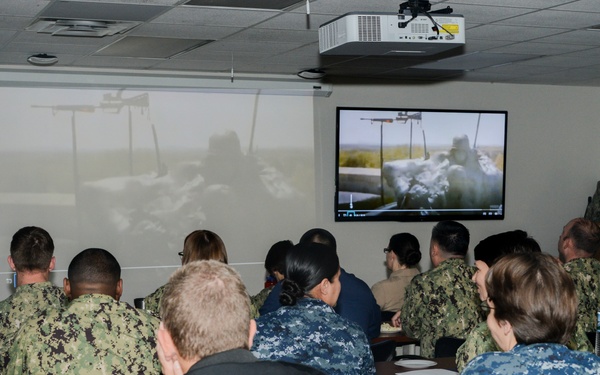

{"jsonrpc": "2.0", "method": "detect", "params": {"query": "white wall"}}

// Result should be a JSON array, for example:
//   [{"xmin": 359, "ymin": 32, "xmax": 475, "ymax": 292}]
[
  {"xmin": 314, "ymin": 81, "xmax": 600, "ymax": 288},
  {"xmin": 2, "ymin": 75, "xmax": 600, "ymax": 303}
]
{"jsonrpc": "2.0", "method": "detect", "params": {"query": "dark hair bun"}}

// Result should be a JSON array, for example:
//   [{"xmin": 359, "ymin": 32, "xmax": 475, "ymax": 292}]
[
  {"xmin": 280, "ymin": 279, "xmax": 303, "ymax": 306},
  {"xmin": 389, "ymin": 233, "xmax": 421, "ymax": 267}
]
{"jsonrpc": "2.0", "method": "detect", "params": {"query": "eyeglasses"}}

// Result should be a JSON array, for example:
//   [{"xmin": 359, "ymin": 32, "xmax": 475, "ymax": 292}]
[
  {"xmin": 480, "ymin": 299, "xmax": 494, "ymax": 313},
  {"xmin": 178, "ymin": 251, "xmax": 184, "ymax": 258},
  {"xmin": 383, "ymin": 248, "xmax": 392, "ymax": 254}
]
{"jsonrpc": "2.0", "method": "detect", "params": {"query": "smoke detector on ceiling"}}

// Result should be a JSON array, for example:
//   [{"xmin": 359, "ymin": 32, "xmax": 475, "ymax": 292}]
[{"xmin": 27, "ymin": 19, "xmax": 139, "ymax": 37}]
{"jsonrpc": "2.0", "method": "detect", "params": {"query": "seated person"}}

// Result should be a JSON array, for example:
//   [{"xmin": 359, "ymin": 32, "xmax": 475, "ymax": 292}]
[
  {"xmin": 144, "ymin": 229, "xmax": 227, "ymax": 315},
  {"xmin": 259, "ymin": 228, "xmax": 381, "ymax": 340},
  {"xmin": 456, "ymin": 230, "xmax": 592, "ymax": 371},
  {"xmin": 252, "ymin": 242, "xmax": 375, "ymax": 375},
  {"xmin": 7, "ymin": 248, "xmax": 161, "ymax": 374},
  {"xmin": 462, "ymin": 253, "xmax": 600, "ymax": 375},
  {"xmin": 156, "ymin": 260, "xmax": 325, "ymax": 375},
  {"xmin": 0, "ymin": 226, "xmax": 67, "ymax": 369},
  {"xmin": 250, "ymin": 239, "xmax": 293, "ymax": 318},
  {"xmin": 371, "ymin": 232, "xmax": 421, "ymax": 320},
  {"xmin": 395, "ymin": 220, "xmax": 482, "ymax": 358}
]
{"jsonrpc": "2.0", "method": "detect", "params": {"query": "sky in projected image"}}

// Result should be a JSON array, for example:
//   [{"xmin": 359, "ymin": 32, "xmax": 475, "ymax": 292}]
[
  {"xmin": 0, "ymin": 87, "xmax": 315, "ymax": 272},
  {"xmin": 339, "ymin": 110, "xmax": 506, "ymax": 148}
]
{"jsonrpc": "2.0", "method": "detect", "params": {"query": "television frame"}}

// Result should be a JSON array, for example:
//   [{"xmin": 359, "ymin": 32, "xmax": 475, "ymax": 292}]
[{"xmin": 335, "ymin": 106, "xmax": 507, "ymax": 222}]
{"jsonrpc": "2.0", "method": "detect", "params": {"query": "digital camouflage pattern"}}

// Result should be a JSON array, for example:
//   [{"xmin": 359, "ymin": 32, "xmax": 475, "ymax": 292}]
[
  {"xmin": 143, "ymin": 284, "xmax": 166, "ymax": 317},
  {"xmin": 456, "ymin": 321, "xmax": 499, "ymax": 372},
  {"xmin": 249, "ymin": 286, "xmax": 272, "ymax": 319},
  {"xmin": 401, "ymin": 258, "xmax": 483, "ymax": 358},
  {"xmin": 461, "ymin": 343, "xmax": 600, "ymax": 375},
  {"xmin": 0, "ymin": 282, "xmax": 67, "ymax": 370},
  {"xmin": 6, "ymin": 293, "xmax": 160, "ymax": 375},
  {"xmin": 563, "ymin": 257, "xmax": 600, "ymax": 332},
  {"xmin": 251, "ymin": 298, "xmax": 375, "ymax": 375},
  {"xmin": 455, "ymin": 320, "xmax": 594, "ymax": 372}
]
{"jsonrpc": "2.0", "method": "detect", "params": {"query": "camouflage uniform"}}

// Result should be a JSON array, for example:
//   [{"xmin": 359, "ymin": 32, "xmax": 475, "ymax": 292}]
[
  {"xmin": 562, "ymin": 257, "xmax": 600, "ymax": 332},
  {"xmin": 143, "ymin": 284, "xmax": 166, "ymax": 316},
  {"xmin": 456, "ymin": 320, "xmax": 594, "ymax": 372},
  {"xmin": 0, "ymin": 281, "xmax": 67, "ymax": 370},
  {"xmin": 251, "ymin": 298, "xmax": 375, "ymax": 375},
  {"xmin": 400, "ymin": 258, "xmax": 483, "ymax": 358},
  {"xmin": 249, "ymin": 286, "xmax": 272, "ymax": 319},
  {"xmin": 462, "ymin": 343, "xmax": 600, "ymax": 375},
  {"xmin": 6, "ymin": 293, "xmax": 161, "ymax": 375}
]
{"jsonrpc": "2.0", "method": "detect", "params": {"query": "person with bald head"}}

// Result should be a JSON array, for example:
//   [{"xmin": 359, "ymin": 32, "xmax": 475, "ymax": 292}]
[
  {"xmin": 557, "ymin": 217, "xmax": 600, "ymax": 333},
  {"xmin": 7, "ymin": 248, "xmax": 161, "ymax": 374}
]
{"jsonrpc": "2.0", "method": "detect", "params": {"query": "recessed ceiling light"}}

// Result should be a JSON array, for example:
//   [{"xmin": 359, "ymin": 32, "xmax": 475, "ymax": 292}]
[
  {"xmin": 297, "ymin": 69, "xmax": 326, "ymax": 79},
  {"xmin": 27, "ymin": 53, "xmax": 58, "ymax": 66}
]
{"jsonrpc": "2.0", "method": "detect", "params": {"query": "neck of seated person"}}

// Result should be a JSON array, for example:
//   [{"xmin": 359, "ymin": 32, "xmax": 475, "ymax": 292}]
[{"xmin": 63, "ymin": 279, "xmax": 123, "ymax": 301}]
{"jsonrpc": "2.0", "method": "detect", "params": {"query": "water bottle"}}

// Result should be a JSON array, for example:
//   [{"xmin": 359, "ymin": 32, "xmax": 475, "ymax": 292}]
[{"xmin": 596, "ymin": 311, "xmax": 600, "ymax": 356}]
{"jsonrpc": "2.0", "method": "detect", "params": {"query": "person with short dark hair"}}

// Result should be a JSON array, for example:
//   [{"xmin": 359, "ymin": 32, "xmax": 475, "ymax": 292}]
[
  {"xmin": 7, "ymin": 248, "xmax": 161, "ymax": 374},
  {"xmin": 371, "ymin": 233, "xmax": 421, "ymax": 315},
  {"xmin": 156, "ymin": 260, "xmax": 325, "ymax": 375},
  {"xmin": 250, "ymin": 240, "xmax": 293, "ymax": 318},
  {"xmin": 259, "ymin": 228, "xmax": 381, "ymax": 340},
  {"xmin": 0, "ymin": 226, "xmax": 67, "ymax": 369},
  {"xmin": 252, "ymin": 243, "xmax": 375, "ymax": 375},
  {"xmin": 144, "ymin": 229, "xmax": 228, "ymax": 316},
  {"xmin": 557, "ymin": 217, "xmax": 600, "ymax": 332},
  {"xmin": 462, "ymin": 253, "xmax": 600, "ymax": 374},
  {"xmin": 455, "ymin": 230, "xmax": 543, "ymax": 371},
  {"xmin": 395, "ymin": 220, "xmax": 482, "ymax": 358}
]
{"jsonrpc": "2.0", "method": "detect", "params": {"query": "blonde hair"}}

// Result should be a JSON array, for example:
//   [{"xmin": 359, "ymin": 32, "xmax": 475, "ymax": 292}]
[
  {"xmin": 160, "ymin": 260, "xmax": 250, "ymax": 360},
  {"xmin": 182, "ymin": 230, "xmax": 228, "ymax": 264}
]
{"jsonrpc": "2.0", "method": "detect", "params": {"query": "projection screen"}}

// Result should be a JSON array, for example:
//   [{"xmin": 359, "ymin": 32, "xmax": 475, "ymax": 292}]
[{"xmin": 0, "ymin": 86, "xmax": 315, "ymax": 303}]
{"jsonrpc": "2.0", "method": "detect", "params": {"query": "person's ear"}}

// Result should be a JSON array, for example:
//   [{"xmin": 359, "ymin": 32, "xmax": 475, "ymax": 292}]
[
  {"xmin": 115, "ymin": 279, "xmax": 123, "ymax": 301},
  {"xmin": 248, "ymin": 319, "xmax": 257, "ymax": 349},
  {"xmin": 319, "ymin": 278, "xmax": 330, "ymax": 296},
  {"xmin": 48, "ymin": 256, "xmax": 56, "ymax": 272},
  {"xmin": 63, "ymin": 278, "xmax": 71, "ymax": 300},
  {"xmin": 499, "ymin": 319, "xmax": 513, "ymax": 336},
  {"xmin": 7, "ymin": 256, "xmax": 16, "ymax": 272}
]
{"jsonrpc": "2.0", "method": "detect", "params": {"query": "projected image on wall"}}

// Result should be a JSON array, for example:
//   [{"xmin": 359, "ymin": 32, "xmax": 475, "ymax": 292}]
[{"xmin": 0, "ymin": 88, "xmax": 315, "ymax": 272}]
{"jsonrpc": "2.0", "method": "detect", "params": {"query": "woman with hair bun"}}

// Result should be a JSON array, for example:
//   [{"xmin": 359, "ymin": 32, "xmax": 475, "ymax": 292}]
[
  {"xmin": 371, "ymin": 233, "xmax": 421, "ymax": 318},
  {"xmin": 251, "ymin": 242, "xmax": 375, "ymax": 375}
]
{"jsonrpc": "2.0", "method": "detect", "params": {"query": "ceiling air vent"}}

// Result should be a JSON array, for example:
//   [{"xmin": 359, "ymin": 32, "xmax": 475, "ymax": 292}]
[{"xmin": 27, "ymin": 19, "xmax": 139, "ymax": 37}]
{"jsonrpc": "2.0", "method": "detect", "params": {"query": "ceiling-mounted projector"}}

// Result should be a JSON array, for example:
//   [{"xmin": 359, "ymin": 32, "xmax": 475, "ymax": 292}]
[{"xmin": 318, "ymin": 12, "xmax": 465, "ymax": 56}]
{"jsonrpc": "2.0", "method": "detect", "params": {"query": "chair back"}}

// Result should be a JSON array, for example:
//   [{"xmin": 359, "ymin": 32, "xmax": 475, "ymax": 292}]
[
  {"xmin": 134, "ymin": 298, "xmax": 145, "ymax": 309},
  {"xmin": 434, "ymin": 336, "xmax": 465, "ymax": 358},
  {"xmin": 370, "ymin": 339, "xmax": 396, "ymax": 362}
]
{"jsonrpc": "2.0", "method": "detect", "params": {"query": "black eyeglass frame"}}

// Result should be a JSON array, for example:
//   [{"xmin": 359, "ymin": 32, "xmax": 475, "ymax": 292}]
[{"xmin": 383, "ymin": 248, "xmax": 392, "ymax": 254}]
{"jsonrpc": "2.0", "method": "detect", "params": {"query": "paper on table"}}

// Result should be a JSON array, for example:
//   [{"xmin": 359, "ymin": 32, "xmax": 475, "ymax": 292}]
[{"xmin": 396, "ymin": 370, "xmax": 458, "ymax": 375}]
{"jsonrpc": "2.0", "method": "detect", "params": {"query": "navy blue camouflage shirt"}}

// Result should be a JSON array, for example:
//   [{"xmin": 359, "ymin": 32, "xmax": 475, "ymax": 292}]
[
  {"xmin": 462, "ymin": 343, "xmax": 600, "ymax": 375},
  {"xmin": 251, "ymin": 297, "xmax": 375, "ymax": 375}
]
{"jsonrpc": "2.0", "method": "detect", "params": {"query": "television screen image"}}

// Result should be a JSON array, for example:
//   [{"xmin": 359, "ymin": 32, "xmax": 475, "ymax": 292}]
[{"xmin": 335, "ymin": 107, "xmax": 507, "ymax": 222}]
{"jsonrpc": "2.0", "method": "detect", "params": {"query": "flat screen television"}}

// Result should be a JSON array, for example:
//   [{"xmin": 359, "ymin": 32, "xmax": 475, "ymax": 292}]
[{"xmin": 335, "ymin": 107, "xmax": 507, "ymax": 222}]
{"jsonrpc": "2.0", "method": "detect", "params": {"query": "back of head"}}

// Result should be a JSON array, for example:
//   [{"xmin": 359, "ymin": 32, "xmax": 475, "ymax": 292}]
[
  {"xmin": 474, "ymin": 230, "xmax": 541, "ymax": 267},
  {"xmin": 264, "ymin": 240, "xmax": 293, "ymax": 276},
  {"xmin": 299, "ymin": 228, "xmax": 337, "ymax": 252},
  {"xmin": 567, "ymin": 218, "xmax": 600, "ymax": 256},
  {"xmin": 389, "ymin": 233, "xmax": 421, "ymax": 267},
  {"xmin": 160, "ymin": 260, "xmax": 250, "ymax": 361},
  {"xmin": 10, "ymin": 226, "xmax": 54, "ymax": 272},
  {"xmin": 68, "ymin": 248, "xmax": 121, "ymax": 287},
  {"xmin": 280, "ymin": 242, "xmax": 339, "ymax": 306},
  {"xmin": 486, "ymin": 252, "xmax": 577, "ymax": 345},
  {"xmin": 182, "ymin": 230, "xmax": 228, "ymax": 264},
  {"xmin": 431, "ymin": 220, "xmax": 469, "ymax": 256}
]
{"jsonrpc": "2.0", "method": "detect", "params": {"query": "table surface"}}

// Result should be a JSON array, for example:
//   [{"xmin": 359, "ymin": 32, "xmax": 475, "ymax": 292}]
[
  {"xmin": 376, "ymin": 357, "xmax": 457, "ymax": 374},
  {"xmin": 371, "ymin": 330, "xmax": 420, "ymax": 345}
]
